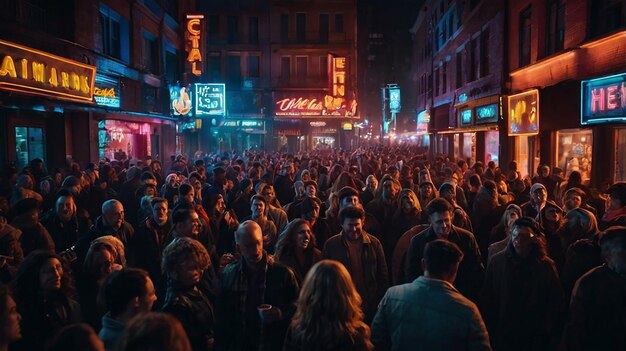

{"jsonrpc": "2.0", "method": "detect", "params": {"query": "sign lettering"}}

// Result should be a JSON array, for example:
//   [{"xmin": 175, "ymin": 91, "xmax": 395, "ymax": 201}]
[
  {"xmin": 582, "ymin": 73, "xmax": 626, "ymax": 124},
  {"xmin": 195, "ymin": 83, "xmax": 226, "ymax": 116},
  {"xmin": 185, "ymin": 15, "xmax": 204, "ymax": 76},
  {"xmin": 0, "ymin": 40, "xmax": 95, "ymax": 102}
]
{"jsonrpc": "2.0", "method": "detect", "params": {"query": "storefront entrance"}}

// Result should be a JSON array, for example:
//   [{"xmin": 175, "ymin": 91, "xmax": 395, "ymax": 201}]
[{"xmin": 98, "ymin": 120, "xmax": 152, "ymax": 162}]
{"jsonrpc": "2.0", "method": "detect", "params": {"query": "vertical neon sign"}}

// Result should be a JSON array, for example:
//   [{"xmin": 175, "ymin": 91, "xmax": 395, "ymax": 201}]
[{"xmin": 185, "ymin": 15, "xmax": 204, "ymax": 76}]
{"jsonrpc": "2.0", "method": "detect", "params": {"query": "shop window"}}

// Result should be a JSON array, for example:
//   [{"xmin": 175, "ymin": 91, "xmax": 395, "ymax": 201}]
[
  {"xmin": 615, "ymin": 129, "xmax": 626, "ymax": 182},
  {"xmin": 99, "ymin": 120, "xmax": 152, "ymax": 162},
  {"xmin": 15, "ymin": 127, "xmax": 45, "ymax": 170},
  {"xmin": 484, "ymin": 131, "xmax": 499, "ymax": 166},
  {"xmin": 462, "ymin": 132, "xmax": 476, "ymax": 164},
  {"xmin": 556, "ymin": 129, "xmax": 593, "ymax": 183}
]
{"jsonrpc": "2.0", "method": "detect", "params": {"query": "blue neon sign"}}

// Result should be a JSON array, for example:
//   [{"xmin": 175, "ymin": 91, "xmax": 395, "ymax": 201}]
[{"xmin": 195, "ymin": 83, "xmax": 226, "ymax": 116}]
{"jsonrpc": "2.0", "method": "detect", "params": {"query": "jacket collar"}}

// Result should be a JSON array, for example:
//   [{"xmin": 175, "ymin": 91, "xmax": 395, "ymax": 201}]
[
  {"xmin": 416, "ymin": 276, "xmax": 458, "ymax": 292},
  {"xmin": 341, "ymin": 230, "xmax": 372, "ymax": 245}
]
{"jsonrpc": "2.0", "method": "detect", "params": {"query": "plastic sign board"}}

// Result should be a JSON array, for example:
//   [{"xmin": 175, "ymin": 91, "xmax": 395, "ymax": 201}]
[
  {"xmin": 185, "ymin": 15, "xmax": 204, "ymax": 76},
  {"xmin": 94, "ymin": 75, "xmax": 120, "ymax": 108},
  {"xmin": 170, "ymin": 85, "xmax": 193, "ymax": 116},
  {"xmin": 508, "ymin": 89, "xmax": 539, "ymax": 136},
  {"xmin": 581, "ymin": 72, "xmax": 626, "ymax": 124},
  {"xmin": 0, "ymin": 39, "xmax": 96, "ymax": 103},
  {"xmin": 195, "ymin": 83, "xmax": 226, "ymax": 116}
]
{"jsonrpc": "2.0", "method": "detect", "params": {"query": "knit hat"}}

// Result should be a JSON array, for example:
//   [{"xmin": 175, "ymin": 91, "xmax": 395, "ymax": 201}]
[
  {"xmin": 301, "ymin": 196, "xmax": 322, "ymax": 215},
  {"xmin": 530, "ymin": 182, "xmax": 547, "ymax": 195},
  {"xmin": 337, "ymin": 186, "xmax": 359, "ymax": 202}
]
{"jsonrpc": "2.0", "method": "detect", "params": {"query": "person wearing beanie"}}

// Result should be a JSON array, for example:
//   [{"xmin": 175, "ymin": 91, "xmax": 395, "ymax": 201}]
[
  {"xmin": 521, "ymin": 183, "xmax": 548, "ymax": 222},
  {"xmin": 481, "ymin": 217, "xmax": 563, "ymax": 351}
]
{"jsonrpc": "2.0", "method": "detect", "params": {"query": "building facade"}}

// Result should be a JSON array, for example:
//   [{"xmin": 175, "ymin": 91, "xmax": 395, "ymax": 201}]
[{"xmin": 0, "ymin": 0, "xmax": 189, "ymax": 170}]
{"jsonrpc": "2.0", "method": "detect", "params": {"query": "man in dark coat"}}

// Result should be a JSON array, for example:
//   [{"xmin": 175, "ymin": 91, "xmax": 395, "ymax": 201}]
[
  {"xmin": 273, "ymin": 163, "xmax": 295, "ymax": 207},
  {"xmin": 40, "ymin": 190, "xmax": 89, "ymax": 253},
  {"xmin": 405, "ymin": 198, "xmax": 484, "ymax": 302}
]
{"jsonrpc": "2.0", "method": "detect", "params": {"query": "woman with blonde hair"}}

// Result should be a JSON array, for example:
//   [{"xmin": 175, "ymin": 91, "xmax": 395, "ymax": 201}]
[{"xmin": 283, "ymin": 260, "xmax": 373, "ymax": 351}]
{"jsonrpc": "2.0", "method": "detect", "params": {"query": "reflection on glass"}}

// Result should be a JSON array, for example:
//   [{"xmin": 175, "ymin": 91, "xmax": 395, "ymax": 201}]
[
  {"xmin": 462, "ymin": 132, "xmax": 475, "ymax": 164},
  {"xmin": 518, "ymin": 136, "xmax": 530, "ymax": 178},
  {"xmin": 485, "ymin": 131, "xmax": 499, "ymax": 166},
  {"xmin": 15, "ymin": 127, "xmax": 45, "ymax": 170},
  {"xmin": 556, "ymin": 129, "xmax": 593, "ymax": 182}
]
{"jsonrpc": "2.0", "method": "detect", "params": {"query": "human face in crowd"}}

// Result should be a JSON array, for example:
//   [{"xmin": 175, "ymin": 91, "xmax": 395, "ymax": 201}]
[
  {"xmin": 511, "ymin": 225, "xmax": 535, "ymax": 257},
  {"xmin": 39, "ymin": 258, "xmax": 63, "ymax": 293},
  {"xmin": 342, "ymin": 217, "xmax": 363, "ymax": 241},
  {"xmin": 421, "ymin": 184, "xmax": 433, "ymax": 197},
  {"xmin": 430, "ymin": 211, "xmax": 452, "ymax": 238},
  {"xmin": 93, "ymin": 249, "xmax": 115, "ymax": 277},
  {"xmin": 144, "ymin": 186, "xmax": 157, "ymax": 197},
  {"xmin": 175, "ymin": 256, "xmax": 203, "ymax": 287},
  {"xmin": 440, "ymin": 188, "xmax": 455, "ymax": 202},
  {"xmin": 251, "ymin": 199, "xmax": 266, "ymax": 218},
  {"xmin": 340, "ymin": 195, "xmax": 360, "ymax": 209},
  {"xmin": 382, "ymin": 180, "xmax": 399, "ymax": 201},
  {"xmin": 0, "ymin": 295, "xmax": 21, "ymax": 343},
  {"xmin": 152, "ymin": 201, "xmax": 168, "ymax": 225},
  {"xmin": 607, "ymin": 194, "xmax": 623, "ymax": 211},
  {"xmin": 544, "ymin": 207, "xmax": 562, "ymax": 223},
  {"xmin": 103, "ymin": 202, "xmax": 124, "ymax": 230},
  {"xmin": 262, "ymin": 186, "xmax": 275, "ymax": 202},
  {"xmin": 55, "ymin": 195, "xmax": 76, "ymax": 222},
  {"xmin": 305, "ymin": 184, "xmax": 316, "ymax": 198},
  {"xmin": 151, "ymin": 162, "xmax": 161, "ymax": 174},
  {"xmin": 184, "ymin": 188, "xmax": 195, "ymax": 204},
  {"xmin": 563, "ymin": 193, "xmax": 582, "ymax": 210},
  {"xmin": 301, "ymin": 172, "xmax": 311, "ymax": 182},
  {"xmin": 532, "ymin": 187, "xmax": 547, "ymax": 205},
  {"xmin": 305, "ymin": 202, "xmax": 321, "ymax": 221},
  {"xmin": 179, "ymin": 212, "xmax": 201, "ymax": 237},
  {"xmin": 190, "ymin": 178, "xmax": 202, "ymax": 193},
  {"xmin": 138, "ymin": 277, "xmax": 157, "ymax": 313},
  {"xmin": 295, "ymin": 223, "xmax": 312, "ymax": 250},
  {"xmin": 401, "ymin": 194, "xmax": 415, "ymax": 210},
  {"xmin": 366, "ymin": 177, "xmax": 378, "ymax": 192},
  {"xmin": 216, "ymin": 195, "xmax": 226, "ymax": 214},
  {"xmin": 238, "ymin": 225, "xmax": 264, "ymax": 264},
  {"xmin": 507, "ymin": 211, "xmax": 520, "ymax": 229}
]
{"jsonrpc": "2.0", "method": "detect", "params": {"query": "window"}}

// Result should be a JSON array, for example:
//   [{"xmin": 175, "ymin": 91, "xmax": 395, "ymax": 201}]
[
  {"xmin": 434, "ymin": 67, "xmax": 440, "ymax": 96},
  {"xmin": 281, "ymin": 14, "xmax": 289, "ymax": 41},
  {"xmin": 296, "ymin": 56, "xmax": 308, "ymax": 81},
  {"xmin": 228, "ymin": 16, "xmax": 239, "ymax": 44},
  {"xmin": 546, "ymin": 0, "xmax": 565, "ymax": 56},
  {"xmin": 247, "ymin": 55, "xmax": 260, "ymax": 78},
  {"xmin": 142, "ymin": 32, "xmax": 159, "ymax": 74},
  {"xmin": 100, "ymin": 6, "xmax": 130, "ymax": 63},
  {"xmin": 480, "ymin": 29, "xmax": 490, "ymax": 77},
  {"xmin": 209, "ymin": 15, "xmax": 219, "ymax": 39},
  {"xmin": 519, "ymin": 6, "xmax": 532, "ymax": 67},
  {"xmin": 442, "ymin": 62, "xmax": 447, "ymax": 94},
  {"xmin": 165, "ymin": 46, "xmax": 178, "ymax": 83},
  {"xmin": 319, "ymin": 55, "xmax": 328, "ymax": 80},
  {"xmin": 616, "ymin": 128, "xmax": 626, "ymax": 181},
  {"xmin": 209, "ymin": 52, "xmax": 221, "ymax": 82},
  {"xmin": 227, "ymin": 55, "xmax": 241, "ymax": 87},
  {"xmin": 469, "ymin": 37, "xmax": 478, "ymax": 81},
  {"xmin": 556, "ymin": 129, "xmax": 593, "ymax": 182},
  {"xmin": 249, "ymin": 16, "xmax": 259, "ymax": 44},
  {"xmin": 15, "ymin": 127, "xmax": 45, "ymax": 170},
  {"xmin": 281, "ymin": 56, "xmax": 291, "ymax": 81},
  {"xmin": 319, "ymin": 14, "xmax": 329, "ymax": 43},
  {"xmin": 296, "ymin": 13, "xmax": 306, "ymax": 43},
  {"xmin": 589, "ymin": 0, "xmax": 625, "ymax": 38},
  {"xmin": 455, "ymin": 51, "xmax": 463, "ymax": 88},
  {"xmin": 335, "ymin": 14, "xmax": 344, "ymax": 32}
]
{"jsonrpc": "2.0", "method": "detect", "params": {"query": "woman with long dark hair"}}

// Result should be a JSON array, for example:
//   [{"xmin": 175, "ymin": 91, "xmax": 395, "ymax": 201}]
[
  {"xmin": 275, "ymin": 219, "xmax": 322, "ymax": 284},
  {"xmin": 0, "ymin": 285, "xmax": 21, "ymax": 351},
  {"xmin": 283, "ymin": 260, "xmax": 373, "ymax": 351},
  {"xmin": 11, "ymin": 251, "xmax": 81, "ymax": 351}
]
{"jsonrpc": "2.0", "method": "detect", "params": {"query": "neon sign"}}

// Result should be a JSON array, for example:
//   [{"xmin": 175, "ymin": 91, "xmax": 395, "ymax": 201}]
[
  {"xmin": 274, "ymin": 91, "xmax": 357, "ymax": 118},
  {"xmin": 0, "ymin": 39, "xmax": 96, "ymax": 103},
  {"xmin": 170, "ymin": 85, "xmax": 193, "ymax": 116},
  {"xmin": 476, "ymin": 103, "xmax": 498, "ymax": 122},
  {"xmin": 195, "ymin": 83, "xmax": 226, "ymax": 116},
  {"xmin": 508, "ymin": 89, "xmax": 539, "ymax": 136},
  {"xmin": 94, "ymin": 75, "xmax": 120, "ymax": 108},
  {"xmin": 459, "ymin": 109, "xmax": 472, "ymax": 125},
  {"xmin": 581, "ymin": 72, "xmax": 626, "ymax": 124},
  {"xmin": 389, "ymin": 87, "xmax": 401, "ymax": 112},
  {"xmin": 185, "ymin": 15, "xmax": 204, "ymax": 76}
]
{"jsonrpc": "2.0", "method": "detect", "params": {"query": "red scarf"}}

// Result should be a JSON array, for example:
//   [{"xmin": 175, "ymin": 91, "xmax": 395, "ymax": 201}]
[{"xmin": 602, "ymin": 206, "xmax": 626, "ymax": 222}]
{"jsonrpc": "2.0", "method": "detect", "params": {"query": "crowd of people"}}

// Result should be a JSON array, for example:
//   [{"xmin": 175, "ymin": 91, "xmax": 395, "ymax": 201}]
[{"xmin": 0, "ymin": 145, "xmax": 625, "ymax": 351}]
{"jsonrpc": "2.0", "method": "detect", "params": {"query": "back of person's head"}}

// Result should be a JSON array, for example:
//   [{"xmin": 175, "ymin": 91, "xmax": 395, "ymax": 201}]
[
  {"xmin": 599, "ymin": 226, "xmax": 626, "ymax": 255},
  {"xmin": 118, "ymin": 312, "xmax": 191, "ymax": 351},
  {"xmin": 47, "ymin": 323, "xmax": 103, "ymax": 351},
  {"xmin": 102, "ymin": 269, "xmax": 151, "ymax": 318},
  {"xmin": 178, "ymin": 183, "xmax": 193, "ymax": 197},
  {"xmin": 423, "ymin": 239, "xmax": 464, "ymax": 277},
  {"xmin": 172, "ymin": 208, "xmax": 196, "ymax": 225}
]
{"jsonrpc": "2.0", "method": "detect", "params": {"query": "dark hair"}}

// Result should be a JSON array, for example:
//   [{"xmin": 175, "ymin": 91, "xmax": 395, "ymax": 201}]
[
  {"xmin": 303, "ymin": 180, "xmax": 318, "ymax": 189},
  {"xmin": 178, "ymin": 183, "xmax": 193, "ymax": 197},
  {"xmin": 13, "ymin": 250, "xmax": 74, "ymax": 303},
  {"xmin": 599, "ymin": 226, "xmax": 626, "ymax": 253},
  {"xmin": 0, "ymin": 285, "xmax": 11, "ymax": 317},
  {"xmin": 118, "ymin": 312, "xmax": 191, "ymax": 351},
  {"xmin": 423, "ymin": 240, "xmax": 464, "ymax": 277},
  {"xmin": 102, "ymin": 269, "xmax": 150, "ymax": 318},
  {"xmin": 338, "ymin": 206, "xmax": 365, "ymax": 224},
  {"xmin": 511, "ymin": 217, "xmax": 542, "ymax": 237},
  {"xmin": 47, "ymin": 323, "xmax": 102, "ymax": 351},
  {"xmin": 172, "ymin": 209, "xmax": 196, "ymax": 225},
  {"xmin": 469, "ymin": 174, "xmax": 482, "ymax": 188},
  {"xmin": 424, "ymin": 198, "xmax": 453, "ymax": 217},
  {"xmin": 55, "ymin": 188, "xmax": 74, "ymax": 200},
  {"xmin": 150, "ymin": 197, "xmax": 168, "ymax": 207},
  {"xmin": 607, "ymin": 183, "xmax": 626, "ymax": 207},
  {"xmin": 250, "ymin": 194, "xmax": 267, "ymax": 206}
]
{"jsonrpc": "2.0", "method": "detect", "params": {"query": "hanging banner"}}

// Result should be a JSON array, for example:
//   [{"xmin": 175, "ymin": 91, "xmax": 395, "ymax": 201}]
[{"xmin": 508, "ymin": 89, "xmax": 539, "ymax": 136}]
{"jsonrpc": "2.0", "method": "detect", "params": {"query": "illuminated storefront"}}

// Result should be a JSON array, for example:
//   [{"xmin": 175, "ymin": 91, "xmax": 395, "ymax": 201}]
[{"xmin": 507, "ymin": 89, "xmax": 540, "ymax": 178}]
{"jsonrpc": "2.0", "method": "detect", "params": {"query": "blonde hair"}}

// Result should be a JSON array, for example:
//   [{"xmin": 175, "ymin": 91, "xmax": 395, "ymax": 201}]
[{"xmin": 290, "ymin": 260, "xmax": 373, "ymax": 350}]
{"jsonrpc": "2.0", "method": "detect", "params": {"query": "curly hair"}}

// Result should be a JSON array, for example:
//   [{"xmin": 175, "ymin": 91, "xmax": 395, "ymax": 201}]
[
  {"xmin": 161, "ymin": 237, "xmax": 210, "ymax": 278},
  {"xmin": 290, "ymin": 260, "xmax": 372, "ymax": 350},
  {"xmin": 13, "ymin": 250, "xmax": 75, "ymax": 303},
  {"xmin": 275, "ymin": 219, "xmax": 317, "ymax": 260}
]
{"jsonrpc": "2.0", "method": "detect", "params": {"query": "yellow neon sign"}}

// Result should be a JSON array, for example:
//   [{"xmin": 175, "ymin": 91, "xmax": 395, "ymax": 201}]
[
  {"xmin": 186, "ymin": 15, "xmax": 204, "ymax": 76},
  {"xmin": 0, "ymin": 39, "xmax": 96, "ymax": 102}
]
